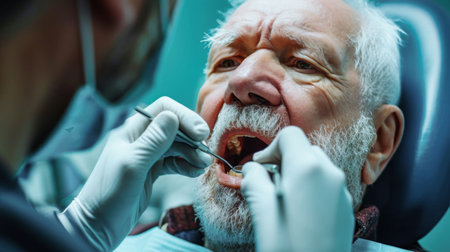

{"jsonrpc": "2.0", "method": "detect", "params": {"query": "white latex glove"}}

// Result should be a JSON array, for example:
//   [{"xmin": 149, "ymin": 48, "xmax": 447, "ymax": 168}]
[
  {"xmin": 59, "ymin": 97, "xmax": 212, "ymax": 251},
  {"xmin": 241, "ymin": 126, "xmax": 354, "ymax": 252}
]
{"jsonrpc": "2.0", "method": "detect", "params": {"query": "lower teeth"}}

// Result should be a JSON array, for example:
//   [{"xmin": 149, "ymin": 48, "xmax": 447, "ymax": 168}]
[{"xmin": 227, "ymin": 169, "xmax": 242, "ymax": 178}]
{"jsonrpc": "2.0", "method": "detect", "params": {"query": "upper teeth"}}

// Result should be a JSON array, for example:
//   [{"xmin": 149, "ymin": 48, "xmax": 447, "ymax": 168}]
[
  {"xmin": 226, "ymin": 135, "xmax": 255, "ymax": 156},
  {"xmin": 227, "ymin": 135, "xmax": 242, "ymax": 156}
]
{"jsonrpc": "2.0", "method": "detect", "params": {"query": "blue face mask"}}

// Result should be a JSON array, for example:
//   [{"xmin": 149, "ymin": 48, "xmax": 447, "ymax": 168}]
[
  {"xmin": 27, "ymin": 85, "xmax": 129, "ymax": 163},
  {"xmin": 26, "ymin": 0, "xmax": 163, "ymax": 163}
]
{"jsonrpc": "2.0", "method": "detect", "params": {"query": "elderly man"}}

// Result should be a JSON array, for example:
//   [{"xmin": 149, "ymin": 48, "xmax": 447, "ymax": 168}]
[
  {"xmin": 116, "ymin": 0, "xmax": 409, "ymax": 251},
  {"xmin": 195, "ymin": 0, "xmax": 406, "ymax": 249}
]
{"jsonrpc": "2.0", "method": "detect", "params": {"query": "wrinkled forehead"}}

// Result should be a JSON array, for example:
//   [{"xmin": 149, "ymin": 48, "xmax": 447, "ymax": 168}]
[{"xmin": 213, "ymin": 0, "xmax": 360, "ymax": 56}]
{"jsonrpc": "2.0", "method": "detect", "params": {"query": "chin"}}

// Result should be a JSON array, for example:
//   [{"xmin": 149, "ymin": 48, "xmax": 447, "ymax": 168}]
[
  {"xmin": 193, "ymin": 103, "xmax": 284, "ymax": 249},
  {"xmin": 193, "ymin": 165, "xmax": 255, "ymax": 249}
]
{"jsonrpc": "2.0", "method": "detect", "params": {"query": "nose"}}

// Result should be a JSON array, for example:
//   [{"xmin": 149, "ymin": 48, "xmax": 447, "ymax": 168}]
[{"xmin": 224, "ymin": 49, "xmax": 283, "ymax": 106}]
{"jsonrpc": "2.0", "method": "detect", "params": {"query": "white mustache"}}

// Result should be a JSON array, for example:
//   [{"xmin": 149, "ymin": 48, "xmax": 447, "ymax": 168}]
[{"xmin": 207, "ymin": 104, "xmax": 286, "ymax": 153}]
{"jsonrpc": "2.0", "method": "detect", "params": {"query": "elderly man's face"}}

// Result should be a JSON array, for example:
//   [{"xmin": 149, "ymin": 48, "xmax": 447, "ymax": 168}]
[
  {"xmin": 197, "ymin": 0, "xmax": 361, "ymax": 187},
  {"xmin": 194, "ymin": 0, "xmax": 371, "ymax": 248}
]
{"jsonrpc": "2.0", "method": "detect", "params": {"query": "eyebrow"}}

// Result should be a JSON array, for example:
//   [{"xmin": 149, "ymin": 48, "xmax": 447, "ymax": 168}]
[
  {"xmin": 203, "ymin": 27, "xmax": 243, "ymax": 48},
  {"xmin": 204, "ymin": 28, "xmax": 245, "ymax": 71},
  {"xmin": 276, "ymin": 26, "xmax": 340, "ymax": 69},
  {"xmin": 205, "ymin": 25, "xmax": 342, "ymax": 72}
]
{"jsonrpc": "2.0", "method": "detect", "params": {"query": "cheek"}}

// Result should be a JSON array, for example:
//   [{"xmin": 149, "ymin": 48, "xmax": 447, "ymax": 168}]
[
  {"xmin": 196, "ymin": 85, "xmax": 209, "ymax": 112},
  {"xmin": 282, "ymin": 85, "xmax": 337, "ymax": 134},
  {"xmin": 197, "ymin": 84, "xmax": 226, "ymax": 130}
]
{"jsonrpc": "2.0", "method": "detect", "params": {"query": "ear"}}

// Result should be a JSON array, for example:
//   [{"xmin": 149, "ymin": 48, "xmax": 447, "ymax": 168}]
[
  {"xmin": 362, "ymin": 105, "xmax": 404, "ymax": 185},
  {"xmin": 92, "ymin": 0, "xmax": 143, "ymax": 28}
]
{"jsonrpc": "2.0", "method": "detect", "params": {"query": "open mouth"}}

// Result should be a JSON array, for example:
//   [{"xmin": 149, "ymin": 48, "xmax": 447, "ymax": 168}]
[
  {"xmin": 215, "ymin": 130, "xmax": 270, "ymax": 189},
  {"xmin": 224, "ymin": 135, "xmax": 268, "ymax": 175}
]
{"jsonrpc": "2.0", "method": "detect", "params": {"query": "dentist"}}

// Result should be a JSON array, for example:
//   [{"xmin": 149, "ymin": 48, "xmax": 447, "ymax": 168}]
[{"xmin": 0, "ymin": 0, "xmax": 211, "ymax": 251}]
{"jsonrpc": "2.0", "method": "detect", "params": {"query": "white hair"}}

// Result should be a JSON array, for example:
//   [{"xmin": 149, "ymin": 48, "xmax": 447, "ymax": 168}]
[
  {"xmin": 343, "ymin": 0, "xmax": 403, "ymax": 111},
  {"xmin": 203, "ymin": 0, "xmax": 403, "ymax": 112}
]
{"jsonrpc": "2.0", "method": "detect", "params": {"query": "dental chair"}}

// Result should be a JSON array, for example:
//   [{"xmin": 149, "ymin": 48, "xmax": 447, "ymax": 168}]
[{"xmin": 363, "ymin": 0, "xmax": 450, "ymax": 248}]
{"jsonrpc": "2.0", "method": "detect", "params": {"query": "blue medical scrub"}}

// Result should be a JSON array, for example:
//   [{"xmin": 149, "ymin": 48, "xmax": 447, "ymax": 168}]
[
  {"xmin": 115, "ymin": 227, "xmax": 211, "ymax": 252},
  {"xmin": 115, "ymin": 227, "xmax": 412, "ymax": 252},
  {"xmin": 0, "ymin": 160, "xmax": 94, "ymax": 251}
]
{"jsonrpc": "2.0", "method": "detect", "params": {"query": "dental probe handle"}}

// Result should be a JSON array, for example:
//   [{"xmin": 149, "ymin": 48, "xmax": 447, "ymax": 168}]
[
  {"xmin": 135, "ymin": 107, "xmax": 198, "ymax": 147},
  {"xmin": 273, "ymin": 172, "xmax": 283, "ymax": 199},
  {"xmin": 261, "ymin": 164, "xmax": 283, "ymax": 199},
  {"xmin": 135, "ymin": 107, "xmax": 234, "ymax": 169},
  {"xmin": 155, "ymin": 120, "xmax": 234, "ymax": 169}
]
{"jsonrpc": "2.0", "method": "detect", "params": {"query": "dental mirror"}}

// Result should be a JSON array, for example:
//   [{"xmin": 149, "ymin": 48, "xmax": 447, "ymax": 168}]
[
  {"xmin": 231, "ymin": 163, "xmax": 280, "ymax": 174},
  {"xmin": 231, "ymin": 163, "xmax": 282, "ymax": 198}
]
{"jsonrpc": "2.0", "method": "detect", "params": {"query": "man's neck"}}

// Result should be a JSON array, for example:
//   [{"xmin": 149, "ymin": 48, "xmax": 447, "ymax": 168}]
[
  {"xmin": 161, "ymin": 204, "xmax": 380, "ymax": 251},
  {"xmin": 160, "ymin": 204, "xmax": 256, "ymax": 251}
]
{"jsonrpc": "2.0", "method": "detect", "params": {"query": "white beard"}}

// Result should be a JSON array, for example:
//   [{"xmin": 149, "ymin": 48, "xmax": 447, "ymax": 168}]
[
  {"xmin": 194, "ymin": 164, "xmax": 253, "ymax": 250},
  {"xmin": 193, "ymin": 104, "xmax": 376, "ymax": 249},
  {"xmin": 309, "ymin": 113, "xmax": 376, "ymax": 208}
]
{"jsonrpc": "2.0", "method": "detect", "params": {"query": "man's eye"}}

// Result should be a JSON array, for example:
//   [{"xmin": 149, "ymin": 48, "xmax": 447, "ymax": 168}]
[
  {"xmin": 217, "ymin": 58, "xmax": 239, "ymax": 70},
  {"xmin": 291, "ymin": 59, "xmax": 318, "ymax": 74},
  {"xmin": 295, "ymin": 60, "xmax": 313, "ymax": 69}
]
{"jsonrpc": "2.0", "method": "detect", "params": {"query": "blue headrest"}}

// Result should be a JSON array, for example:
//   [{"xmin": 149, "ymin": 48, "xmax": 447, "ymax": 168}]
[{"xmin": 363, "ymin": 0, "xmax": 450, "ymax": 247}]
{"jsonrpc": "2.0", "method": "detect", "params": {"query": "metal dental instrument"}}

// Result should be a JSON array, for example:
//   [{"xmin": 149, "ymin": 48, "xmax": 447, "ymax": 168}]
[
  {"xmin": 233, "ymin": 163, "xmax": 282, "ymax": 198},
  {"xmin": 134, "ymin": 106, "xmax": 237, "ymax": 172},
  {"xmin": 264, "ymin": 164, "xmax": 282, "ymax": 198},
  {"xmin": 135, "ymin": 106, "xmax": 282, "ymax": 196}
]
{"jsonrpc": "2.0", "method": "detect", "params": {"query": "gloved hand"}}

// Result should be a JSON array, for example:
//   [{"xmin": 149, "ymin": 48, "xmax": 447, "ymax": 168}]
[
  {"xmin": 241, "ymin": 126, "xmax": 354, "ymax": 252},
  {"xmin": 58, "ymin": 97, "xmax": 212, "ymax": 251}
]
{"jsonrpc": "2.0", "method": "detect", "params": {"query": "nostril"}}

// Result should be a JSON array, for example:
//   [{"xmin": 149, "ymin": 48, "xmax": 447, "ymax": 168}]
[
  {"xmin": 232, "ymin": 94, "xmax": 242, "ymax": 104},
  {"xmin": 249, "ymin": 93, "xmax": 270, "ymax": 105}
]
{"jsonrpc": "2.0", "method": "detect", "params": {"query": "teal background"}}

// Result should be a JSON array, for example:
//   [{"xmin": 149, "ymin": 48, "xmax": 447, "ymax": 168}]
[
  {"xmin": 435, "ymin": 0, "xmax": 450, "ymax": 13},
  {"xmin": 141, "ymin": 0, "xmax": 449, "ymax": 251},
  {"xmin": 141, "ymin": 0, "xmax": 232, "ymax": 109},
  {"xmin": 142, "ymin": 0, "xmax": 449, "ymax": 110}
]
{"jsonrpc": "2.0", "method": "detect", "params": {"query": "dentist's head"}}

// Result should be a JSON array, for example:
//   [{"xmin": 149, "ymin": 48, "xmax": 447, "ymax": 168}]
[{"xmin": 0, "ymin": 0, "xmax": 173, "ymax": 170}]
